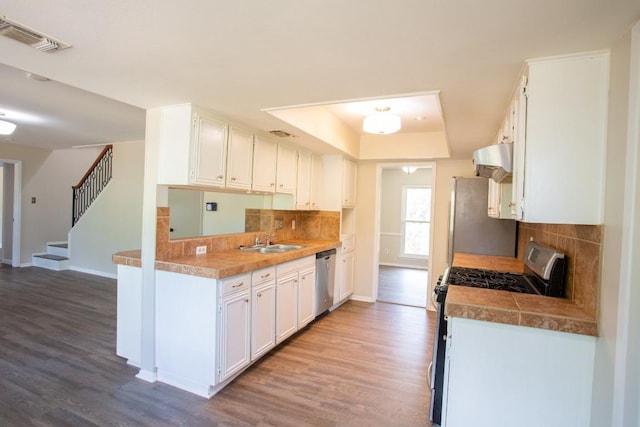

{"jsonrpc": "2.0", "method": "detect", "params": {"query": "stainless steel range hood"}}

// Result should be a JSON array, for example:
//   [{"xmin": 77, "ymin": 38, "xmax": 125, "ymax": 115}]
[{"xmin": 472, "ymin": 143, "xmax": 513, "ymax": 183}]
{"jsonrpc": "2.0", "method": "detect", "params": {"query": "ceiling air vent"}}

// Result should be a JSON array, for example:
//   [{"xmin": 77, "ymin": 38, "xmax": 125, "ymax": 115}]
[
  {"xmin": 0, "ymin": 15, "xmax": 70, "ymax": 52},
  {"xmin": 269, "ymin": 130, "xmax": 294, "ymax": 138}
]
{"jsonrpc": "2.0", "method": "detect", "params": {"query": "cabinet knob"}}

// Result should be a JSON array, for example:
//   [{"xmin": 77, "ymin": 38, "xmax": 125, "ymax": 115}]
[
  {"xmin": 217, "ymin": 175, "xmax": 224, "ymax": 180},
  {"xmin": 279, "ymin": 184, "xmax": 284, "ymax": 188},
  {"xmin": 231, "ymin": 177, "xmax": 236, "ymax": 182},
  {"xmin": 244, "ymin": 298, "xmax": 249, "ymax": 303},
  {"xmin": 257, "ymin": 293, "xmax": 262, "ymax": 298},
  {"xmin": 270, "ymin": 183, "xmax": 275, "ymax": 187}
]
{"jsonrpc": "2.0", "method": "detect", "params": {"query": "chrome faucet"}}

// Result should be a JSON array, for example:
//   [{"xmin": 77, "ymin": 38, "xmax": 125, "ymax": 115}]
[{"xmin": 265, "ymin": 232, "xmax": 277, "ymax": 246}]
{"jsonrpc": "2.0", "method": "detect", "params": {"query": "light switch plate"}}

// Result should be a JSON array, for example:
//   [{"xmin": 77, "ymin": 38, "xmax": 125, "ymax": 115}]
[{"xmin": 196, "ymin": 245, "xmax": 207, "ymax": 255}]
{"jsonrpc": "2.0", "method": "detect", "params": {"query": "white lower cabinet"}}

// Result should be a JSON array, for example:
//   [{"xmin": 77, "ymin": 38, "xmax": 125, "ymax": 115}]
[
  {"xmin": 442, "ymin": 317, "xmax": 596, "ymax": 427},
  {"xmin": 297, "ymin": 267, "xmax": 316, "ymax": 329},
  {"xmin": 251, "ymin": 267, "xmax": 276, "ymax": 360},
  {"xmin": 276, "ymin": 272, "xmax": 298, "ymax": 343},
  {"xmin": 276, "ymin": 256, "xmax": 316, "ymax": 343},
  {"xmin": 218, "ymin": 274, "xmax": 251, "ymax": 382},
  {"xmin": 152, "ymin": 255, "xmax": 317, "ymax": 398}
]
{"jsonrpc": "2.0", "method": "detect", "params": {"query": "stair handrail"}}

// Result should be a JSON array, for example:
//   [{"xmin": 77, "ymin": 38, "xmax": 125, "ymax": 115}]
[{"xmin": 72, "ymin": 144, "xmax": 113, "ymax": 226}]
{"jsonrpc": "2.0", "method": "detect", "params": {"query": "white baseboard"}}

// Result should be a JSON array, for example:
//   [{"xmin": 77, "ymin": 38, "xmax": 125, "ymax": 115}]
[
  {"xmin": 20, "ymin": 262, "xmax": 34, "ymax": 267},
  {"xmin": 350, "ymin": 294, "xmax": 375, "ymax": 303},
  {"xmin": 379, "ymin": 262, "xmax": 428, "ymax": 270},
  {"xmin": 135, "ymin": 369, "xmax": 157, "ymax": 383},
  {"xmin": 70, "ymin": 265, "xmax": 117, "ymax": 279}
]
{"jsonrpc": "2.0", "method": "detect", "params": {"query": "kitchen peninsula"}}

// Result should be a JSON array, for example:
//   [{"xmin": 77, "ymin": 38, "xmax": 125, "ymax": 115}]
[{"xmin": 113, "ymin": 207, "xmax": 342, "ymax": 398}]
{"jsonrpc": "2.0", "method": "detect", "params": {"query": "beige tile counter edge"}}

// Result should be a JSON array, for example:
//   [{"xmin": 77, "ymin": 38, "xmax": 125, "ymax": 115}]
[
  {"xmin": 445, "ymin": 253, "xmax": 598, "ymax": 337},
  {"xmin": 113, "ymin": 240, "xmax": 340, "ymax": 279}
]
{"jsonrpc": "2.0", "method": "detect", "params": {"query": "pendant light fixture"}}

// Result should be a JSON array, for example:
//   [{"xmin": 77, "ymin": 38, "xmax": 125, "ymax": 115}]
[
  {"xmin": 0, "ymin": 119, "xmax": 16, "ymax": 135},
  {"xmin": 363, "ymin": 107, "xmax": 401, "ymax": 134}
]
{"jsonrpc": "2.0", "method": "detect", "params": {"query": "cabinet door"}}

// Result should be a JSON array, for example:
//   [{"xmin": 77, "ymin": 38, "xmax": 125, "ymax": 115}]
[
  {"xmin": 276, "ymin": 145, "xmax": 297, "ymax": 194},
  {"xmin": 276, "ymin": 273, "xmax": 298, "ymax": 343},
  {"xmin": 251, "ymin": 282, "xmax": 276, "ymax": 361},
  {"xmin": 191, "ymin": 113, "xmax": 227, "ymax": 187},
  {"xmin": 296, "ymin": 150, "xmax": 312, "ymax": 209},
  {"xmin": 252, "ymin": 136, "xmax": 277, "ymax": 192},
  {"xmin": 297, "ymin": 268, "xmax": 316, "ymax": 329},
  {"xmin": 226, "ymin": 127, "xmax": 253, "ymax": 190},
  {"xmin": 342, "ymin": 159, "xmax": 357, "ymax": 207},
  {"xmin": 310, "ymin": 154, "xmax": 323, "ymax": 209},
  {"xmin": 219, "ymin": 290, "xmax": 251, "ymax": 382},
  {"xmin": 340, "ymin": 251, "xmax": 355, "ymax": 300}
]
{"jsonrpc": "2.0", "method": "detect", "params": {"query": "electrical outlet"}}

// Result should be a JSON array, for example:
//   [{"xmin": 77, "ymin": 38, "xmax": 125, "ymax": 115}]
[
  {"xmin": 196, "ymin": 245, "xmax": 207, "ymax": 255},
  {"xmin": 291, "ymin": 220, "xmax": 296, "ymax": 230}
]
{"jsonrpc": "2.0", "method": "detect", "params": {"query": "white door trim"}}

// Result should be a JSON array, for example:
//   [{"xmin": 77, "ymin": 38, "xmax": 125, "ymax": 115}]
[{"xmin": 0, "ymin": 158, "xmax": 22, "ymax": 267}]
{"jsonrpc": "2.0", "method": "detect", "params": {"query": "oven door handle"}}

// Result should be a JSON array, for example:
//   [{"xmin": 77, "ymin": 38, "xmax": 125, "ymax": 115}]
[
  {"xmin": 431, "ymin": 290, "xmax": 438, "ymax": 309},
  {"xmin": 427, "ymin": 361, "xmax": 433, "ymax": 386}
]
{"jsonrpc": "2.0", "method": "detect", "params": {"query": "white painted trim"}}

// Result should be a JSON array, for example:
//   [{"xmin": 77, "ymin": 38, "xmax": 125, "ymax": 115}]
[
  {"xmin": 70, "ymin": 265, "xmax": 117, "ymax": 279},
  {"xmin": 135, "ymin": 369, "xmax": 157, "ymax": 383},
  {"xmin": 350, "ymin": 294, "xmax": 375, "ymax": 303},
  {"xmin": 19, "ymin": 262, "xmax": 33, "ymax": 267},
  {"xmin": 0, "ymin": 159, "xmax": 22, "ymax": 267},
  {"xmin": 612, "ymin": 20, "xmax": 640, "ymax": 427},
  {"xmin": 379, "ymin": 232, "xmax": 402, "ymax": 236},
  {"xmin": 379, "ymin": 262, "xmax": 428, "ymax": 270}
]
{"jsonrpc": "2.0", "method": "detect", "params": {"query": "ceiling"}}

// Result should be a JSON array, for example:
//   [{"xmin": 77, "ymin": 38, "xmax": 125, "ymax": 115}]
[{"xmin": 1, "ymin": 1, "xmax": 639, "ymax": 158}]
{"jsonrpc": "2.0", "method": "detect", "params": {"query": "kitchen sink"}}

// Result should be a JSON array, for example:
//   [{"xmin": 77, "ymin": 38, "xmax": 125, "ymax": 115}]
[{"xmin": 239, "ymin": 244, "xmax": 305, "ymax": 254}]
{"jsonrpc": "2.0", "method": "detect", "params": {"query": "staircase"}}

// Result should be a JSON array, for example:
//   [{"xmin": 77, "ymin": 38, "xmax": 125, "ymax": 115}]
[
  {"xmin": 30, "ymin": 145, "xmax": 113, "ymax": 271},
  {"xmin": 32, "ymin": 242, "xmax": 70, "ymax": 271}
]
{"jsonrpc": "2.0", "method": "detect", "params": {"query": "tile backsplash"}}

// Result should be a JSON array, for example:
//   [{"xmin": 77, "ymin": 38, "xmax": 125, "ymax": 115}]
[
  {"xmin": 156, "ymin": 207, "xmax": 340, "ymax": 260},
  {"xmin": 518, "ymin": 223, "xmax": 602, "ymax": 318}
]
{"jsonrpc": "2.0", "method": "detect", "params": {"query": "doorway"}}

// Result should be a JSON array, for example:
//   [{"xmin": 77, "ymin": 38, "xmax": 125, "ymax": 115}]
[
  {"xmin": 375, "ymin": 164, "xmax": 434, "ymax": 308},
  {"xmin": 0, "ymin": 159, "xmax": 22, "ymax": 267}
]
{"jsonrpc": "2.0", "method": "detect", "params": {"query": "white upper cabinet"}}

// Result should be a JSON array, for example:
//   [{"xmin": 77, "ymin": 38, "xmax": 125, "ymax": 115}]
[
  {"xmin": 252, "ymin": 136, "xmax": 277, "ymax": 193},
  {"xmin": 296, "ymin": 150, "xmax": 312, "ymax": 209},
  {"xmin": 276, "ymin": 144, "xmax": 297, "ymax": 194},
  {"xmin": 322, "ymin": 155, "xmax": 358, "ymax": 210},
  {"xmin": 156, "ymin": 104, "xmax": 228, "ymax": 187},
  {"xmin": 514, "ymin": 51, "xmax": 609, "ymax": 224},
  {"xmin": 342, "ymin": 158, "xmax": 357, "ymax": 207},
  {"xmin": 310, "ymin": 154, "xmax": 323, "ymax": 209},
  {"xmin": 226, "ymin": 127, "xmax": 254, "ymax": 190}
]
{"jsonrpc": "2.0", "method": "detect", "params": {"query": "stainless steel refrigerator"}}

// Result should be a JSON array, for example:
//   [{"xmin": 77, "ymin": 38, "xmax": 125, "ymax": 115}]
[{"xmin": 447, "ymin": 177, "xmax": 517, "ymax": 264}]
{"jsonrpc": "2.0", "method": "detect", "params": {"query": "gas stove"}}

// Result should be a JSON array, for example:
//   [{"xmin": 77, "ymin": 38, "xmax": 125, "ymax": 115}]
[{"xmin": 438, "ymin": 241, "xmax": 567, "ymax": 298}]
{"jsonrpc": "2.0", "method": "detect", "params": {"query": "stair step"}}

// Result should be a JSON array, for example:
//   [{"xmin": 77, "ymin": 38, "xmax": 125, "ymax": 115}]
[
  {"xmin": 47, "ymin": 241, "xmax": 69, "ymax": 258},
  {"xmin": 34, "ymin": 254, "xmax": 69, "ymax": 261},
  {"xmin": 32, "ymin": 253, "xmax": 71, "ymax": 271}
]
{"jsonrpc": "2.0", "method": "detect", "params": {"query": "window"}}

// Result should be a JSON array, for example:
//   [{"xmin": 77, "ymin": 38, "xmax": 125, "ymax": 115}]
[{"xmin": 401, "ymin": 186, "xmax": 431, "ymax": 258}]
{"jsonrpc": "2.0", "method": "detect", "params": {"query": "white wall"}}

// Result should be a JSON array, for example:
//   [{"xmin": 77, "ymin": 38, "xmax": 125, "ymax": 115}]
[
  {"xmin": 590, "ymin": 30, "xmax": 630, "ymax": 426},
  {"xmin": 379, "ymin": 167, "xmax": 432, "ymax": 268},
  {"xmin": 353, "ymin": 158, "xmax": 473, "ymax": 305},
  {"xmin": 0, "ymin": 142, "xmax": 100, "ymax": 264},
  {"xmin": 69, "ymin": 141, "xmax": 144, "ymax": 277}
]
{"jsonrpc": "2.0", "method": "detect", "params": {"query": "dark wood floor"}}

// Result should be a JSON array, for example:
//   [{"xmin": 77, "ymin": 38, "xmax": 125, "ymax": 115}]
[
  {"xmin": 0, "ymin": 266, "xmax": 434, "ymax": 426},
  {"xmin": 377, "ymin": 266, "xmax": 429, "ymax": 308}
]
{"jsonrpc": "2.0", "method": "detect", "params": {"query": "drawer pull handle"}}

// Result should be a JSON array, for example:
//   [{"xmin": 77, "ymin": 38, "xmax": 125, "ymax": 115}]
[
  {"xmin": 232, "ymin": 282, "xmax": 245, "ymax": 288},
  {"xmin": 261, "ymin": 273, "xmax": 271, "ymax": 278}
]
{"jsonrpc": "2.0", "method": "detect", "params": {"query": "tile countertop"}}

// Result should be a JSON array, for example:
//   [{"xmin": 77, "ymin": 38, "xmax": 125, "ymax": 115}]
[
  {"xmin": 445, "ymin": 253, "xmax": 598, "ymax": 337},
  {"xmin": 112, "ymin": 240, "xmax": 341, "ymax": 280}
]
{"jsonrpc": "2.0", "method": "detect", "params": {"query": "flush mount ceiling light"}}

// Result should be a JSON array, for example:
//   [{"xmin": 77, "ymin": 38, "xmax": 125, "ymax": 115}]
[
  {"xmin": 0, "ymin": 15, "xmax": 71, "ymax": 53},
  {"xmin": 0, "ymin": 119, "xmax": 17, "ymax": 135},
  {"xmin": 362, "ymin": 107, "xmax": 401, "ymax": 135},
  {"xmin": 402, "ymin": 166, "xmax": 417, "ymax": 174}
]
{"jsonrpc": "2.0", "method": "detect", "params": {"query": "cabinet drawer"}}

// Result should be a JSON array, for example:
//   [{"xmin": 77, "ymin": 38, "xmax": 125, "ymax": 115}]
[
  {"xmin": 341, "ymin": 235, "xmax": 355, "ymax": 253},
  {"xmin": 252, "ymin": 266, "xmax": 276, "ymax": 286},
  {"xmin": 221, "ymin": 273, "xmax": 251, "ymax": 296}
]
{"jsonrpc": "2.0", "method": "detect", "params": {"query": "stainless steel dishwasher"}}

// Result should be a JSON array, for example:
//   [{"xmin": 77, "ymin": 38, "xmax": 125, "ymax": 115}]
[{"xmin": 315, "ymin": 249, "xmax": 336, "ymax": 317}]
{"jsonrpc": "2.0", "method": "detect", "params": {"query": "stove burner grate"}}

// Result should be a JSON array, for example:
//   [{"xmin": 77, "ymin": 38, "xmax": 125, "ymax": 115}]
[{"xmin": 447, "ymin": 267, "xmax": 540, "ymax": 295}]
